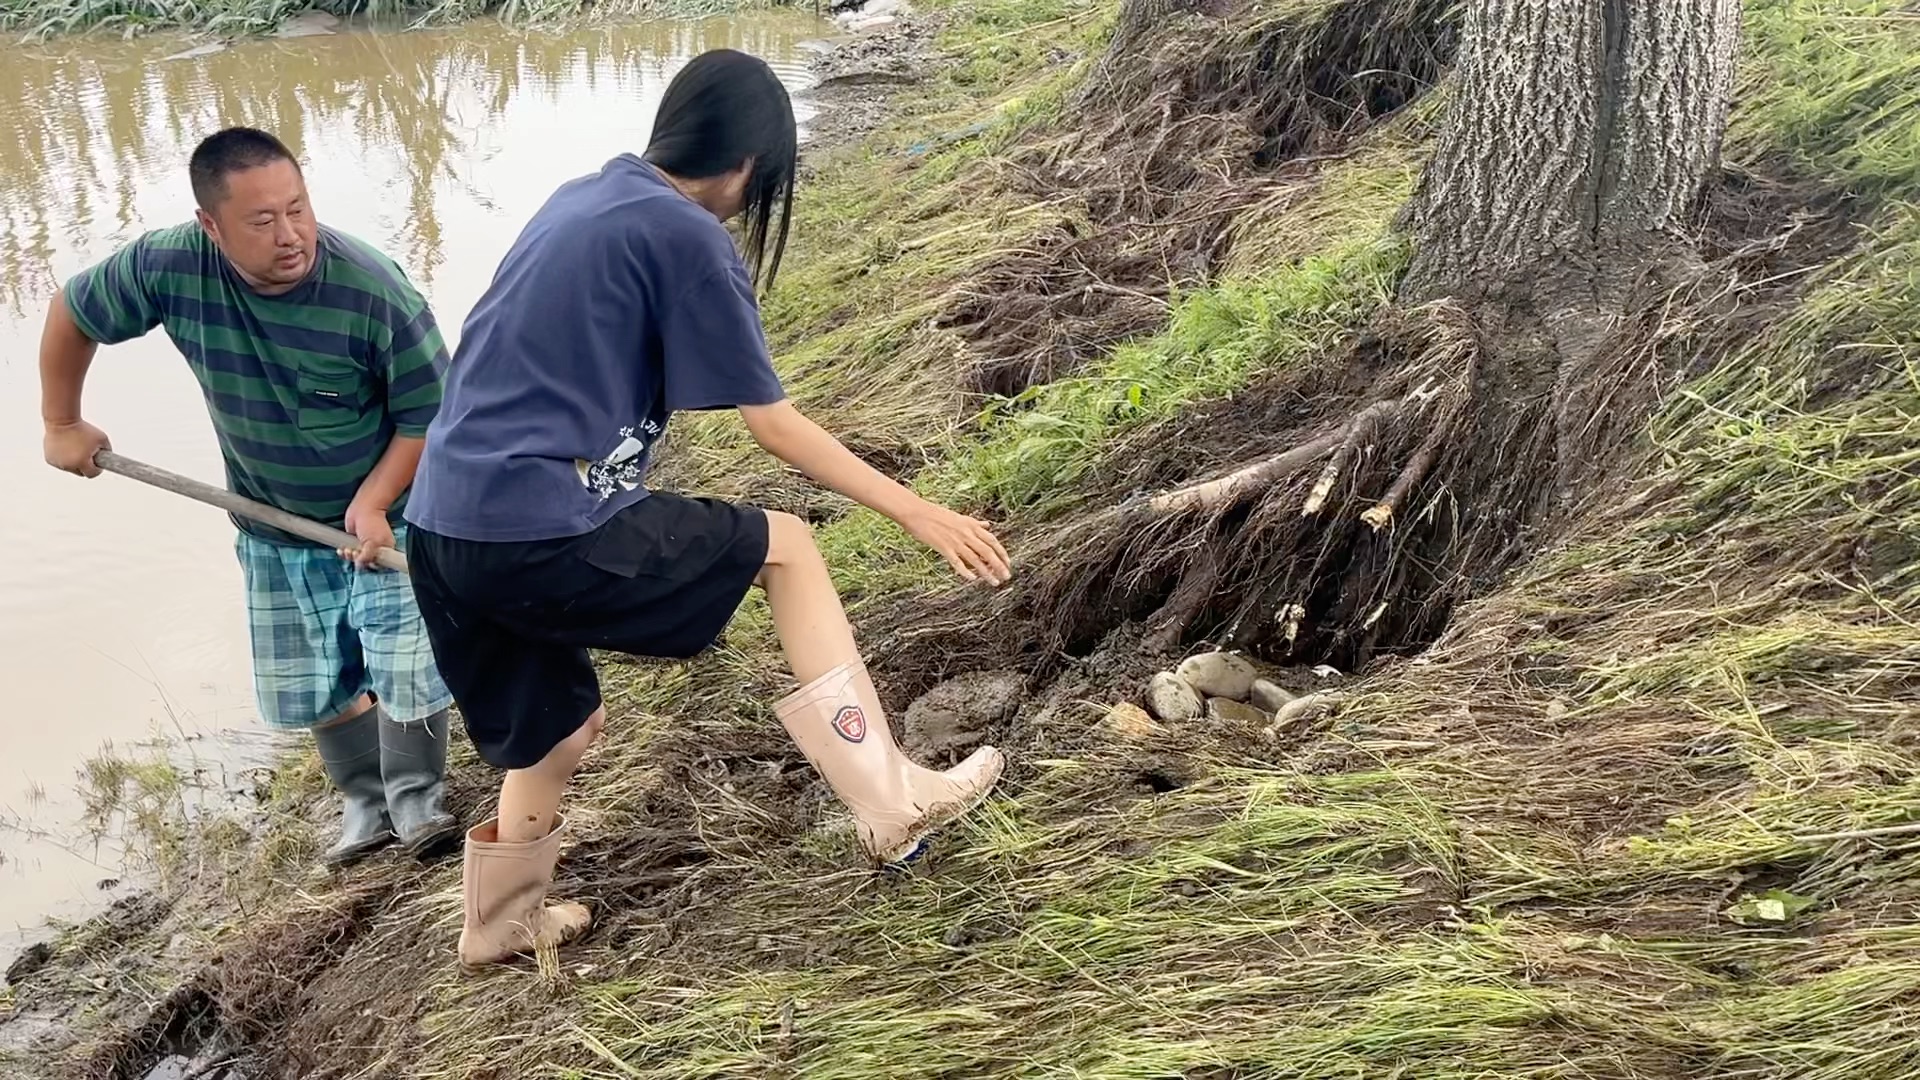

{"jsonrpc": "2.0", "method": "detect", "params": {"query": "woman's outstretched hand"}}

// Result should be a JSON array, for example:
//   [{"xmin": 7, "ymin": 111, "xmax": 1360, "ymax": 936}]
[
  {"xmin": 903, "ymin": 500, "xmax": 1012, "ymax": 587},
  {"xmin": 736, "ymin": 400, "xmax": 1014, "ymax": 585}
]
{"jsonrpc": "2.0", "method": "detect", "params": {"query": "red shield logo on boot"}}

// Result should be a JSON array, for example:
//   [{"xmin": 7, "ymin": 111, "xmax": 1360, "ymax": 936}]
[{"xmin": 831, "ymin": 705, "xmax": 868, "ymax": 743}]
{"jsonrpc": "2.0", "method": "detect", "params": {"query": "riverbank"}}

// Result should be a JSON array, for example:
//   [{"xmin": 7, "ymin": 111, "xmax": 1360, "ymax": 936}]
[
  {"xmin": 7, "ymin": 0, "xmax": 1920, "ymax": 1077},
  {"xmin": 0, "ymin": 0, "xmax": 803, "ymax": 41}
]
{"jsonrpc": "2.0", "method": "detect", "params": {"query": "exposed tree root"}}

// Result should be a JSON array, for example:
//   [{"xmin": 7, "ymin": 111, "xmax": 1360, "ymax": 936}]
[
  {"xmin": 1147, "ymin": 432, "xmax": 1342, "ymax": 515},
  {"xmin": 939, "ymin": 0, "xmax": 1462, "ymax": 398},
  {"xmin": 1364, "ymin": 412, "xmax": 1452, "ymax": 530},
  {"xmin": 867, "ymin": 166, "xmax": 1863, "ymax": 699}
]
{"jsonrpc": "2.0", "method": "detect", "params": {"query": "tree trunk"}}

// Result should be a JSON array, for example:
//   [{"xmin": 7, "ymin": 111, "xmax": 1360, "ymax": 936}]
[
  {"xmin": 1401, "ymin": 0, "xmax": 1742, "ymax": 314},
  {"xmin": 911, "ymin": 0, "xmax": 1755, "ymax": 678},
  {"xmin": 1103, "ymin": 0, "xmax": 1231, "ymax": 65}
]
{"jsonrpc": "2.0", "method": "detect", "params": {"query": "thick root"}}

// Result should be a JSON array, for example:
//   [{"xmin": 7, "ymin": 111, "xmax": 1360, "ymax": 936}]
[
  {"xmin": 1148, "ymin": 432, "xmax": 1342, "ymax": 514},
  {"xmin": 1362, "ymin": 411, "xmax": 1453, "ymax": 530}
]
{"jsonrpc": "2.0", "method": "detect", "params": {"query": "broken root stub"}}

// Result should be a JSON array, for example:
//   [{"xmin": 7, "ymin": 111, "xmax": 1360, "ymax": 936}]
[{"xmin": 1261, "ymin": 691, "xmax": 1345, "ymax": 743}]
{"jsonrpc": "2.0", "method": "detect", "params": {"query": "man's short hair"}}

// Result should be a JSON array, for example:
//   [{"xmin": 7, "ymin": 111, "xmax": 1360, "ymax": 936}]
[{"xmin": 188, "ymin": 127, "xmax": 299, "ymax": 211}]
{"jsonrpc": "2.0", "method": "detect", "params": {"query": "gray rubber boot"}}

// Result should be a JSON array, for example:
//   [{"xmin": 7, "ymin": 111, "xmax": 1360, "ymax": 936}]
[
  {"xmin": 312, "ymin": 709, "xmax": 395, "ymax": 866},
  {"xmin": 379, "ymin": 708, "xmax": 462, "ymax": 860}
]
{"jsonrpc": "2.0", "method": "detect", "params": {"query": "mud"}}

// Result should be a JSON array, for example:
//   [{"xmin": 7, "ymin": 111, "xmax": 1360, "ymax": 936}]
[
  {"xmin": 0, "ymin": 893, "xmax": 175, "ymax": 1063},
  {"xmin": 5, "ymin": 3, "xmax": 1811, "ymax": 1077},
  {"xmin": 903, "ymin": 670, "xmax": 1027, "ymax": 761},
  {"xmin": 798, "ymin": 14, "xmax": 941, "ymax": 165}
]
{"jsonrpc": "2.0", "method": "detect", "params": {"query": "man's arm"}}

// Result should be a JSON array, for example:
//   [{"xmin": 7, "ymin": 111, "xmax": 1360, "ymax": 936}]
[
  {"xmin": 42, "ymin": 239, "xmax": 163, "ymax": 478},
  {"xmin": 349, "ymin": 434, "xmax": 426, "ymax": 514},
  {"xmin": 41, "ymin": 292, "xmax": 113, "ymax": 477},
  {"xmin": 339, "ymin": 282, "xmax": 448, "ymax": 567}
]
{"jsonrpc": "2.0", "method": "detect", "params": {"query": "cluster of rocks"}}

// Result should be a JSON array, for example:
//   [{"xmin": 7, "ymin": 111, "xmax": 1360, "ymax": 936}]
[
  {"xmin": 831, "ymin": 0, "xmax": 912, "ymax": 34},
  {"xmin": 1141, "ymin": 651, "xmax": 1342, "ymax": 742}
]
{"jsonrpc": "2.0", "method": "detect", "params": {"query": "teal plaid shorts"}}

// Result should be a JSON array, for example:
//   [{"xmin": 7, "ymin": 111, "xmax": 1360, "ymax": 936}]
[{"xmin": 235, "ymin": 524, "xmax": 453, "ymax": 729}]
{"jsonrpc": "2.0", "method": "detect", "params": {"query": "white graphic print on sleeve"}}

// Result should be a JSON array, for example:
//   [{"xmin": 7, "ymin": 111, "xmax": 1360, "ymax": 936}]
[{"xmin": 574, "ymin": 420, "xmax": 662, "ymax": 501}]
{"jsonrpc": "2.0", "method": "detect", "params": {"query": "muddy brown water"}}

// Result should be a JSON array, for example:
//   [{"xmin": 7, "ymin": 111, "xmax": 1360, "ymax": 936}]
[{"xmin": 0, "ymin": 11, "xmax": 825, "ymax": 967}]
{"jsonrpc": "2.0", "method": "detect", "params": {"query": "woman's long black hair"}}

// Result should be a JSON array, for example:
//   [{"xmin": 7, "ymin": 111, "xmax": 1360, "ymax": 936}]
[{"xmin": 644, "ymin": 48, "xmax": 798, "ymax": 292}]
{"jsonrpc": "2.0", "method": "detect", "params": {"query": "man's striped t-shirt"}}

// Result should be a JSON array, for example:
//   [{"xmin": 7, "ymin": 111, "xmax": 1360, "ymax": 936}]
[{"xmin": 63, "ymin": 222, "xmax": 449, "ymax": 546}]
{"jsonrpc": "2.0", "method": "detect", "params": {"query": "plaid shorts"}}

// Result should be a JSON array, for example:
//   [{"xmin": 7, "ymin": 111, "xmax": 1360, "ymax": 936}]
[{"xmin": 235, "ymin": 524, "xmax": 453, "ymax": 730}]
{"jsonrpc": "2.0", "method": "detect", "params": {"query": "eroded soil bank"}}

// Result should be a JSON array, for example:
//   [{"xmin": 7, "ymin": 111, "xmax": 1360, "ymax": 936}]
[{"xmin": 5, "ymin": 1, "xmax": 1919, "ymax": 1078}]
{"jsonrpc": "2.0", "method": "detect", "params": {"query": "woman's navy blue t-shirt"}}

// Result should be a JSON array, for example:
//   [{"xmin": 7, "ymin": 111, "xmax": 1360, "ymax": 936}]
[{"xmin": 405, "ymin": 154, "xmax": 787, "ymax": 543}]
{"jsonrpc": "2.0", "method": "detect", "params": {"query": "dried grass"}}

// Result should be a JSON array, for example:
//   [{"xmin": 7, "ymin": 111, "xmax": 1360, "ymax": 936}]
[{"xmin": 18, "ymin": 2, "xmax": 1920, "ymax": 1079}]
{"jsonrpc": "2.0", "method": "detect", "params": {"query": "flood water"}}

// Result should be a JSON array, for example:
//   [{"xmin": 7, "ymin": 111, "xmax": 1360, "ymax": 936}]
[{"xmin": 0, "ymin": 12, "xmax": 822, "ymax": 960}]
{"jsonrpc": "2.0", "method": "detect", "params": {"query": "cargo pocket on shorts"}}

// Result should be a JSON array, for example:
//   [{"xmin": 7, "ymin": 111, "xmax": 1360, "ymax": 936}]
[{"xmin": 579, "ymin": 497, "xmax": 684, "ymax": 580}]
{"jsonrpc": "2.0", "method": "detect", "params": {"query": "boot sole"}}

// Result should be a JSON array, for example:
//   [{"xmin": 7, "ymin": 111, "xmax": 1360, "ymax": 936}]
[
  {"xmin": 400, "ymin": 820, "xmax": 464, "ymax": 862},
  {"xmin": 456, "ymin": 915, "xmax": 594, "ymax": 976},
  {"xmin": 322, "ymin": 832, "xmax": 396, "ymax": 868}
]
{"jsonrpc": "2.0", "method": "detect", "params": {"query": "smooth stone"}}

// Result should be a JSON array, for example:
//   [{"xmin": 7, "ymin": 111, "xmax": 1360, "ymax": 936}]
[
  {"xmin": 1206, "ymin": 698, "xmax": 1269, "ymax": 725},
  {"xmin": 1249, "ymin": 679, "xmax": 1294, "ymax": 714},
  {"xmin": 1176, "ymin": 651, "xmax": 1257, "ymax": 701},
  {"xmin": 1102, "ymin": 702, "xmax": 1161, "ymax": 740},
  {"xmin": 1145, "ymin": 672, "xmax": 1202, "ymax": 722},
  {"xmin": 1270, "ymin": 691, "xmax": 1343, "ymax": 731}
]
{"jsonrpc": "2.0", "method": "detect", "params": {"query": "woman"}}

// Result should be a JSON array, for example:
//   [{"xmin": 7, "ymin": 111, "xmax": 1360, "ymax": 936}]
[{"xmin": 403, "ymin": 48, "xmax": 1013, "ymax": 970}]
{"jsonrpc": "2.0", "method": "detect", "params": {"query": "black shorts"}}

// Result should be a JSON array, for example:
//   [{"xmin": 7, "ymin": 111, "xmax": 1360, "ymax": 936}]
[{"xmin": 408, "ymin": 493, "xmax": 769, "ymax": 769}]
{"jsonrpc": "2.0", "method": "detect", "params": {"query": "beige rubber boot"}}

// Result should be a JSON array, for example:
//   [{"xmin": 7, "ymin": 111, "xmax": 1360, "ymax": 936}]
[
  {"xmin": 456, "ymin": 814, "xmax": 592, "ymax": 971},
  {"xmin": 776, "ymin": 661, "xmax": 1006, "ymax": 865}
]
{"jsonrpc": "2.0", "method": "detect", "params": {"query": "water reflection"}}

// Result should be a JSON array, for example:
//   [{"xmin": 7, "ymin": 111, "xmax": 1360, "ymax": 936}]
[
  {"xmin": 0, "ymin": 12, "xmax": 820, "ymax": 952},
  {"xmin": 0, "ymin": 15, "xmax": 821, "ymax": 316}
]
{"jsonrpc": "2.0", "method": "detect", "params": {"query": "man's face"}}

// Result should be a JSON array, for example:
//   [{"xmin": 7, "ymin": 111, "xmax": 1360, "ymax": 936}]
[{"xmin": 196, "ymin": 159, "xmax": 317, "ymax": 292}]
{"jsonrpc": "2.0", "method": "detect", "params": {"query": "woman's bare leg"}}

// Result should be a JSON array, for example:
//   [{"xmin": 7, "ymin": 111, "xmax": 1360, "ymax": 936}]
[
  {"xmin": 496, "ymin": 706, "xmax": 606, "ymax": 844},
  {"xmin": 459, "ymin": 707, "xmax": 600, "ymax": 968},
  {"xmin": 755, "ymin": 510, "xmax": 861, "ymax": 680},
  {"xmin": 755, "ymin": 510, "xmax": 1004, "ymax": 863}
]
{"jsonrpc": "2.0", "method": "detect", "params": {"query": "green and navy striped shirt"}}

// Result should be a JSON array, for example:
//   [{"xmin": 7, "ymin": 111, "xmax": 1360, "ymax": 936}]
[{"xmin": 64, "ymin": 222, "xmax": 448, "ymax": 546}]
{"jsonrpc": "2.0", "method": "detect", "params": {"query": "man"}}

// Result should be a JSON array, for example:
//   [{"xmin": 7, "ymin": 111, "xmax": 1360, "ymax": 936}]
[{"xmin": 38, "ymin": 126, "xmax": 462, "ymax": 866}]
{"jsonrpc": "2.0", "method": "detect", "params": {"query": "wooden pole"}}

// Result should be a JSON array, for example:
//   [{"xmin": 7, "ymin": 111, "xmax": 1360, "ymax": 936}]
[{"xmin": 93, "ymin": 450, "xmax": 410, "ymax": 575}]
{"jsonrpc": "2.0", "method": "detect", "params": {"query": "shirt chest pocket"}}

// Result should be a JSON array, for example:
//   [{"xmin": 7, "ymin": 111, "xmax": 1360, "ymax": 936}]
[{"xmin": 295, "ymin": 364, "xmax": 371, "ymax": 433}]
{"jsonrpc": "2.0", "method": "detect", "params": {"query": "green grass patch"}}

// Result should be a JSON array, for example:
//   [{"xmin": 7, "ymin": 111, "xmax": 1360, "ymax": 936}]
[
  {"xmin": 1731, "ymin": 0, "xmax": 1920, "ymax": 196},
  {"xmin": 931, "ymin": 232, "xmax": 1409, "ymax": 513}
]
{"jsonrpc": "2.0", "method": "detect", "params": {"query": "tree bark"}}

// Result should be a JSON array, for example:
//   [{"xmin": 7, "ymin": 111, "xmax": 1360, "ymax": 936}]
[
  {"xmin": 1104, "ymin": 0, "xmax": 1231, "ymax": 63},
  {"xmin": 1400, "ymin": 0, "xmax": 1742, "ymax": 313}
]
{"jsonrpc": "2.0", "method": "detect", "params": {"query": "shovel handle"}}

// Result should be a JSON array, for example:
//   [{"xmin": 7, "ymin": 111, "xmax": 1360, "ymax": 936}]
[{"xmin": 93, "ymin": 450, "xmax": 410, "ymax": 574}]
